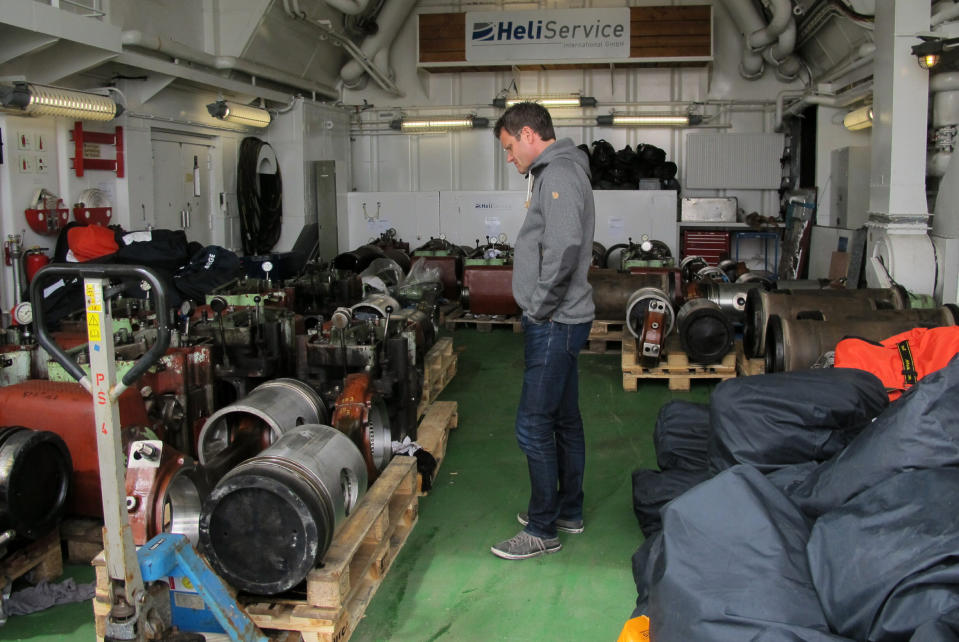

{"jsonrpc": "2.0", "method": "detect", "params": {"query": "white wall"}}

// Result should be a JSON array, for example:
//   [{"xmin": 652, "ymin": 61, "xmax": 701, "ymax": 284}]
[{"xmin": 344, "ymin": 0, "xmax": 799, "ymax": 225}]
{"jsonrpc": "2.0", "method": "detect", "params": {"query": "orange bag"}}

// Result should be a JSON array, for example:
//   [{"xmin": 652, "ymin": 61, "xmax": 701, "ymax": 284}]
[
  {"xmin": 834, "ymin": 326, "xmax": 959, "ymax": 400},
  {"xmin": 67, "ymin": 224, "xmax": 118, "ymax": 262},
  {"xmin": 617, "ymin": 615, "xmax": 651, "ymax": 642}
]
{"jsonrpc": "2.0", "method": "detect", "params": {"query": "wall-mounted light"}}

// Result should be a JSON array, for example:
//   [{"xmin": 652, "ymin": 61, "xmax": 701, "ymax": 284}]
[
  {"xmin": 0, "ymin": 82, "xmax": 121, "ymax": 121},
  {"xmin": 389, "ymin": 116, "xmax": 489, "ymax": 132},
  {"xmin": 493, "ymin": 95, "xmax": 598, "ymax": 108},
  {"xmin": 206, "ymin": 100, "xmax": 272, "ymax": 128},
  {"xmin": 596, "ymin": 114, "xmax": 703, "ymax": 127},
  {"xmin": 912, "ymin": 36, "xmax": 959, "ymax": 70},
  {"xmin": 843, "ymin": 105, "xmax": 874, "ymax": 131}
]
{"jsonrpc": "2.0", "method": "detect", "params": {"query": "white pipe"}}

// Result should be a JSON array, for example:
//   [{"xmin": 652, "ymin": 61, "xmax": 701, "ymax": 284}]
[
  {"xmin": 121, "ymin": 30, "xmax": 339, "ymax": 99},
  {"xmin": 748, "ymin": 0, "xmax": 793, "ymax": 50},
  {"xmin": 323, "ymin": 0, "xmax": 369, "ymax": 16},
  {"xmin": 774, "ymin": 82, "xmax": 874, "ymax": 131},
  {"xmin": 932, "ymin": 2, "xmax": 959, "ymax": 26},
  {"xmin": 768, "ymin": 21, "xmax": 801, "ymax": 81},
  {"xmin": 340, "ymin": 0, "xmax": 416, "ymax": 89},
  {"xmin": 720, "ymin": 0, "xmax": 767, "ymax": 79}
]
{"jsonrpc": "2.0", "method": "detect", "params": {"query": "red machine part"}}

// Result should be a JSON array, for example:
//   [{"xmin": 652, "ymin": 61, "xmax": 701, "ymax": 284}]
[
  {"xmin": 462, "ymin": 265, "xmax": 519, "ymax": 316},
  {"xmin": 0, "ymin": 380, "xmax": 152, "ymax": 517},
  {"xmin": 125, "ymin": 441, "xmax": 207, "ymax": 546},
  {"xmin": 332, "ymin": 373, "xmax": 380, "ymax": 482}
]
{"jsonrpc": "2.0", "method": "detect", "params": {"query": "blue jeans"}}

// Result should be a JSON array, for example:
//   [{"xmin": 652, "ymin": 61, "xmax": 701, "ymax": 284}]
[{"xmin": 516, "ymin": 315, "xmax": 592, "ymax": 538}]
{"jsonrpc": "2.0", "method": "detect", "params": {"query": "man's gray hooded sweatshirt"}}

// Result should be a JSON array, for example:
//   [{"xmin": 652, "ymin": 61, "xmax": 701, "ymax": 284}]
[{"xmin": 512, "ymin": 137, "xmax": 596, "ymax": 324}]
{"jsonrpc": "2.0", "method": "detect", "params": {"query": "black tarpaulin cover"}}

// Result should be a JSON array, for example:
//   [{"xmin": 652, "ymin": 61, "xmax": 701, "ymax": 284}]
[
  {"xmin": 808, "ymin": 467, "xmax": 959, "ymax": 641},
  {"xmin": 644, "ymin": 465, "xmax": 845, "ymax": 641},
  {"xmin": 707, "ymin": 368, "xmax": 888, "ymax": 474},
  {"xmin": 787, "ymin": 357, "xmax": 959, "ymax": 517},
  {"xmin": 652, "ymin": 400, "xmax": 710, "ymax": 471}
]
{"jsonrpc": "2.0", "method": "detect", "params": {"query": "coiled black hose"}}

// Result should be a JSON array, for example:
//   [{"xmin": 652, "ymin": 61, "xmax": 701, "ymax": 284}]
[{"xmin": 237, "ymin": 137, "xmax": 283, "ymax": 255}]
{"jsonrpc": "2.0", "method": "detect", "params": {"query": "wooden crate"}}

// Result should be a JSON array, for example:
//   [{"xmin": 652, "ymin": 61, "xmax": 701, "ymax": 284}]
[
  {"xmin": 92, "ymin": 458, "xmax": 420, "ymax": 642},
  {"xmin": 417, "ymin": 337, "xmax": 458, "ymax": 418},
  {"xmin": 444, "ymin": 309, "xmax": 522, "ymax": 333},
  {"xmin": 736, "ymin": 342, "xmax": 765, "ymax": 377},
  {"xmin": 0, "ymin": 528, "xmax": 63, "ymax": 593},
  {"xmin": 243, "ymin": 456, "xmax": 419, "ymax": 642},
  {"xmin": 413, "ymin": 401, "xmax": 458, "ymax": 496},
  {"xmin": 61, "ymin": 518, "xmax": 104, "ymax": 564},
  {"xmin": 622, "ymin": 336, "xmax": 737, "ymax": 392},
  {"xmin": 584, "ymin": 320, "xmax": 625, "ymax": 354}
]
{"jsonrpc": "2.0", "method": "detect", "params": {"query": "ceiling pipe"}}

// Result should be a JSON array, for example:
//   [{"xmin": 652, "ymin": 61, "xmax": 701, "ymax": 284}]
[
  {"xmin": 748, "ymin": 0, "xmax": 793, "ymax": 49},
  {"xmin": 121, "ymin": 30, "xmax": 339, "ymax": 100},
  {"xmin": 339, "ymin": 0, "xmax": 416, "ymax": 92},
  {"xmin": 932, "ymin": 2, "xmax": 959, "ymax": 27},
  {"xmin": 320, "ymin": 0, "xmax": 370, "ymax": 16},
  {"xmin": 774, "ymin": 81, "xmax": 874, "ymax": 131},
  {"xmin": 720, "ymin": 0, "xmax": 768, "ymax": 79},
  {"xmin": 720, "ymin": 0, "xmax": 801, "ymax": 81}
]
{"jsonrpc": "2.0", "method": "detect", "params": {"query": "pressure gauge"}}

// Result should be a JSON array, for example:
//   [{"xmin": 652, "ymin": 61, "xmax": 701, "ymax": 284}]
[
  {"xmin": 12, "ymin": 301, "xmax": 32, "ymax": 325},
  {"xmin": 498, "ymin": 232, "xmax": 508, "ymax": 244},
  {"xmin": 261, "ymin": 260, "xmax": 274, "ymax": 274}
]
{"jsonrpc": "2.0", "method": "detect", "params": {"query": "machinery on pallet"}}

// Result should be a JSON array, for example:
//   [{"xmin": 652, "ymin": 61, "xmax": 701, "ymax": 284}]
[{"xmin": 460, "ymin": 234, "xmax": 518, "ymax": 317}]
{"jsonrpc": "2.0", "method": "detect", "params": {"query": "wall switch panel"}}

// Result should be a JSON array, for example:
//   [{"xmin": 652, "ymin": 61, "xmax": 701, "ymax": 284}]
[
  {"xmin": 18, "ymin": 155, "xmax": 34, "ymax": 173},
  {"xmin": 16, "ymin": 131, "xmax": 33, "ymax": 150}
]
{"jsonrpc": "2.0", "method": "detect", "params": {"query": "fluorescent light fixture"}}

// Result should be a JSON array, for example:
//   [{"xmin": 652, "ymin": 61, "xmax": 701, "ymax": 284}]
[
  {"xmin": 206, "ymin": 100, "xmax": 272, "ymax": 128},
  {"xmin": 843, "ymin": 105, "xmax": 873, "ymax": 131},
  {"xmin": 0, "ymin": 82, "xmax": 121, "ymax": 121},
  {"xmin": 389, "ymin": 116, "xmax": 489, "ymax": 132},
  {"xmin": 596, "ymin": 114, "xmax": 702, "ymax": 127},
  {"xmin": 493, "ymin": 96, "xmax": 598, "ymax": 108}
]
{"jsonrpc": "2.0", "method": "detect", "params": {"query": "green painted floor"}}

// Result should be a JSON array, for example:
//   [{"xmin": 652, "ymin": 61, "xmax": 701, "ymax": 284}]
[{"xmin": 2, "ymin": 328, "xmax": 716, "ymax": 641}]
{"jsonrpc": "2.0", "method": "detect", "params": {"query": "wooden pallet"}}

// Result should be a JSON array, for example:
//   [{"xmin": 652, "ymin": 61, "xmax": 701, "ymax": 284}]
[
  {"xmin": 437, "ymin": 301, "xmax": 461, "ymax": 325},
  {"xmin": 583, "ymin": 320, "xmax": 625, "ymax": 354},
  {"xmin": 417, "ymin": 337, "xmax": 458, "ymax": 418},
  {"xmin": 444, "ymin": 309, "xmax": 522, "ymax": 333},
  {"xmin": 0, "ymin": 528, "xmax": 63, "ymax": 592},
  {"xmin": 92, "ymin": 458, "xmax": 419, "ymax": 642},
  {"xmin": 243, "ymin": 456, "xmax": 419, "ymax": 642},
  {"xmin": 61, "ymin": 518, "xmax": 104, "ymax": 564},
  {"xmin": 622, "ymin": 336, "xmax": 737, "ymax": 392},
  {"xmin": 736, "ymin": 342, "xmax": 766, "ymax": 377},
  {"xmin": 413, "ymin": 401, "xmax": 458, "ymax": 496}
]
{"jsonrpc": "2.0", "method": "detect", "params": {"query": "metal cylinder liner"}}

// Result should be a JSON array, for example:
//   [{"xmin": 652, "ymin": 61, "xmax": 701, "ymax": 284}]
[
  {"xmin": 744, "ymin": 287, "xmax": 910, "ymax": 358},
  {"xmin": 677, "ymin": 298, "xmax": 735, "ymax": 364},
  {"xmin": 626, "ymin": 287, "xmax": 676, "ymax": 339},
  {"xmin": 588, "ymin": 269, "xmax": 679, "ymax": 320},
  {"xmin": 0, "ymin": 426, "xmax": 72, "ymax": 540},
  {"xmin": 199, "ymin": 424, "xmax": 367, "ymax": 595},
  {"xmin": 764, "ymin": 306, "xmax": 959, "ymax": 372},
  {"xmin": 350, "ymin": 293, "xmax": 401, "ymax": 320},
  {"xmin": 694, "ymin": 281, "xmax": 766, "ymax": 324},
  {"xmin": 197, "ymin": 378, "xmax": 328, "ymax": 466}
]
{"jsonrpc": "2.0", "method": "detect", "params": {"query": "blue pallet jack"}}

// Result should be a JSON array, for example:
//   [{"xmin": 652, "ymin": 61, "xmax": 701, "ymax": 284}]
[{"xmin": 31, "ymin": 264, "xmax": 268, "ymax": 642}]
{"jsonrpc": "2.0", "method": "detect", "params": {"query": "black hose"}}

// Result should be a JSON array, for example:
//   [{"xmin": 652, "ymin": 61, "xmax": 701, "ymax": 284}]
[{"xmin": 237, "ymin": 137, "xmax": 283, "ymax": 256}]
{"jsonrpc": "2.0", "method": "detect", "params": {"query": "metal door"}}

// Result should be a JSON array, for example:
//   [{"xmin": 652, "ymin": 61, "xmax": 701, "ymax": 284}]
[{"xmin": 152, "ymin": 137, "xmax": 213, "ymax": 246}]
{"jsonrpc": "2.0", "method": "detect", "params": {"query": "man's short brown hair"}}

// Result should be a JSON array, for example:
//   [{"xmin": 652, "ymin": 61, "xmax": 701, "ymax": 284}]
[{"xmin": 493, "ymin": 102, "xmax": 556, "ymax": 141}]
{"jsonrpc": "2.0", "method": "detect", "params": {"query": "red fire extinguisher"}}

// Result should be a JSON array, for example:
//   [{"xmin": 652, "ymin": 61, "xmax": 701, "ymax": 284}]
[{"xmin": 24, "ymin": 247, "xmax": 50, "ymax": 283}]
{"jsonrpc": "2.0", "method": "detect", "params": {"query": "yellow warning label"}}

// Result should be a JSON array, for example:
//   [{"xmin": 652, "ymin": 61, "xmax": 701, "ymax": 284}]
[
  {"xmin": 86, "ymin": 313, "xmax": 101, "ymax": 342},
  {"xmin": 84, "ymin": 284, "xmax": 102, "ymax": 311}
]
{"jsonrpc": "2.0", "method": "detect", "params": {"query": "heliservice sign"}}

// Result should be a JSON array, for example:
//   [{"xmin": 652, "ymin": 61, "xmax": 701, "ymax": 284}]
[{"xmin": 465, "ymin": 9, "xmax": 630, "ymax": 62}]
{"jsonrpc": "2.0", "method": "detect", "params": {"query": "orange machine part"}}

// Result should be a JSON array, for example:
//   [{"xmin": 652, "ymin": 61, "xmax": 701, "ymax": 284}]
[
  {"xmin": 332, "ymin": 373, "xmax": 378, "ymax": 481},
  {"xmin": 0, "ymin": 380, "xmax": 151, "ymax": 517}
]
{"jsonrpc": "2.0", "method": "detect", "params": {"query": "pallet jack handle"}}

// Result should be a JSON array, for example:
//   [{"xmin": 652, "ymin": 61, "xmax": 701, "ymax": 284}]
[{"xmin": 30, "ymin": 264, "xmax": 171, "ymax": 399}]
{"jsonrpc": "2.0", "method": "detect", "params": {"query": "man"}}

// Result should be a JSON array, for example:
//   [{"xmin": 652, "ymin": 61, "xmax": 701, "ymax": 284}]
[{"xmin": 490, "ymin": 102, "xmax": 596, "ymax": 560}]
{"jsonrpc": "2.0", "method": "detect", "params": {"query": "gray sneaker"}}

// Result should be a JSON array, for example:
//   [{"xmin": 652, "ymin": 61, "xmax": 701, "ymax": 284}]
[
  {"xmin": 517, "ymin": 512, "xmax": 584, "ymax": 534},
  {"xmin": 490, "ymin": 530, "xmax": 562, "ymax": 560}
]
